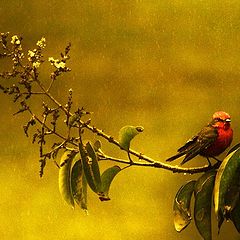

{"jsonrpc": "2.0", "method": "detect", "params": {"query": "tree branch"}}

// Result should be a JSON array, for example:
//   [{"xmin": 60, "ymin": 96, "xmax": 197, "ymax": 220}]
[{"xmin": 98, "ymin": 153, "xmax": 220, "ymax": 174}]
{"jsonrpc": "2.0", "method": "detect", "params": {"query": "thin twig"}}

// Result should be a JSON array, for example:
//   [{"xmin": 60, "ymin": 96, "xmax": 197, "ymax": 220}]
[
  {"xmin": 26, "ymin": 107, "xmax": 76, "ymax": 145},
  {"xmin": 46, "ymin": 78, "xmax": 55, "ymax": 93}
]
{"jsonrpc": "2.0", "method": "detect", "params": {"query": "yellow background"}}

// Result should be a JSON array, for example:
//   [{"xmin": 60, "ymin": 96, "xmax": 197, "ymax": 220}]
[{"xmin": 1, "ymin": 0, "xmax": 240, "ymax": 239}]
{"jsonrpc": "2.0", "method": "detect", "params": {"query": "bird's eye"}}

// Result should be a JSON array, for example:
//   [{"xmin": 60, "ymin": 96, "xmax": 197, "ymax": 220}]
[{"xmin": 215, "ymin": 118, "xmax": 224, "ymax": 122}]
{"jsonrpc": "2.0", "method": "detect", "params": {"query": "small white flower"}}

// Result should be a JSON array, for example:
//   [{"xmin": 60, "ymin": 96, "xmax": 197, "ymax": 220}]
[
  {"xmin": 48, "ymin": 57, "xmax": 66, "ymax": 69},
  {"xmin": 55, "ymin": 61, "xmax": 66, "ymax": 69},
  {"xmin": 11, "ymin": 35, "xmax": 21, "ymax": 45},
  {"xmin": 33, "ymin": 61, "xmax": 41, "ymax": 68},
  {"xmin": 36, "ymin": 37, "xmax": 46, "ymax": 48},
  {"xmin": 28, "ymin": 50, "xmax": 35, "ymax": 58},
  {"xmin": 48, "ymin": 57, "xmax": 55, "ymax": 63}
]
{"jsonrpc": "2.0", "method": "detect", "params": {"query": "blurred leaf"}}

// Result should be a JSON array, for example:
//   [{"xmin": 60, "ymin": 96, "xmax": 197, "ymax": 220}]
[
  {"xmin": 86, "ymin": 142, "xmax": 102, "ymax": 190},
  {"xmin": 98, "ymin": 165, "xmax": 121, "ymax": 201},
  {"xmin": 223, "ymin": 185, "xmax": 240, "ymax": 220},
  {"xmin": 118, "ymin": 125, "xmax": 144, "ymax": 151},
  {"xmin": 230, "ymin": 199, "xmax": 240, "ymax": 233},
  {"xmin": 194, "ymin": 170, "xmax": 216, "ymax": 240},
  {"xmin": 58, "ymin": 150, "xmax": 77, "ymax": 208},
  {"xmin": 79, "ymin": 142, "xmax": 97, "ymax": 193},
  {"xmin": 214, "ymin": 148, "xmax": 240, "ymax": 226},
  {"xmin": 173, "ymin": 180, "xmax": 196, "ymax": 232}
]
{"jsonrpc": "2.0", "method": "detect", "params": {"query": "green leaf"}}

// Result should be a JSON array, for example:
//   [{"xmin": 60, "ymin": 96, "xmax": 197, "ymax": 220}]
[
  {"xmin": 81, "ymin": 173, "xmax": 88, "ymax": 211},
  {"xmin": 99, "ymin": 165, "xmax": 121, "ymax": 201},
  {"xmin": 173, "ymin": 180, "xmax": 196, "ymax": 232},
  {"xmin": 223, "ymin": 184, "xmax": 240, "ymax": 220},
  {"xmin": 214, "ymin": 148, "xmax": 240, "ymax": 222},
  {"xmin": 71, "ymin": 159, "xmax": 88, "ymax": 211},
  {"xmin": 85, "ymin": 142, "xmax": 102, "ymax": 191},
  {"xmin": 194, "ymin": 170, "xmax": 216, "ymax": 240},
  {"xmin": 230, "ymin": 199, "xmax": 240, "ymax": 233},
  {"xmin": 58, "ymin": 150, "xmax": 77, "ymax": 208},
  {"xmin": 118, "ymin": 125, "xmax": 144, "ymax": 151},
  {"xmin": 79, "ymin": 143, "xmax": 97, "ymax": 193}
]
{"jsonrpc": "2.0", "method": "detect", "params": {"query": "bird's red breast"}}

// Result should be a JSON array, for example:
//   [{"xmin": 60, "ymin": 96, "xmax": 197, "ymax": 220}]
[{"xmin": 200, "ymin": 125, "xmax": 233, "ymax": 157}]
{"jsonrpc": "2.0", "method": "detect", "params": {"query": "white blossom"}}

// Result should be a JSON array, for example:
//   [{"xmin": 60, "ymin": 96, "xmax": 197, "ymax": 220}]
[{"xmin": 36, "ymin": 37, "xmax": 46, "ymax": 48}]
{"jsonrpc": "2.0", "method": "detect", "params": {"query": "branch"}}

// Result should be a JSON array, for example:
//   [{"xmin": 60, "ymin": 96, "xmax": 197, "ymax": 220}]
[
  {"xmin": 0, "ymin": 34, "xmax": 216, "ymax": 175},
  {"xmin": 26, "ymin": 106, "xmax": 77, "ymax": 146},
  {"xmin": 98, "ymin": 153, "xmax": 220, "ymax": 174},
  {"xmin": 28, "ymin": 79, "xmax": 214, "ymax": 174}
]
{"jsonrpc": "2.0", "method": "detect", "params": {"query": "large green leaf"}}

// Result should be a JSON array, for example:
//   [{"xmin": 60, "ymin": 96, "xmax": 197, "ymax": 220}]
[
  {"xmin": 223, "ymin": 184, "xmax": 240, "ymax": 220},
  {"xmin": 58, "ymin": 150, "xmax": 77, "ymax": 208},
  {"xmin": 230, "ymin": 199, "xmax": 240, "ymax": 233},
  {"xmin": 79, "ymin": 143, "xmax": 98, "ymax": 193},
  {"xmin": 85, "ymin": 142, "xmax": 102, "ymax": 191},
  {"xmin": 71, "ymin": 160, "xmax": 82, "ymax": 205},
  {"xmin": 173, "ymin": 180, "xmax": 196, "ymax": 232},
  {"xmin": 214, "ymin": 148, "xmax": 240, "ymax": 221},
  {"xmin": 118, "ymin": 125, "xmax": 144, "ymax": 151},
  {"xmin": 71, "ymin": 159, "xmax": 88, "ymax": 211},
  {"xmin": 98, "ymin": 166, "xmax": 121, "ymax": 201},
  {"xmin": 194, "ymin": 170, "xmax": 216, "ymax": 240}
]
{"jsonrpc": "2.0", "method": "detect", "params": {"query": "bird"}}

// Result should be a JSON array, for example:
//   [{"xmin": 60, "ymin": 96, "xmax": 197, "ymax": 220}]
[{"xmin": 166, "ymin": 111, "xmax": 233, "ymax": 166}]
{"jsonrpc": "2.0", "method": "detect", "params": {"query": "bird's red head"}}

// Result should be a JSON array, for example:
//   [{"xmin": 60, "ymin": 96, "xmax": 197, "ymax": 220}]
[
  {"xmin": 212, "ymin": 111, "xmax": 231, "ymax": 121},
  {"xmin": 212, "ymin": 111, "xmax": 231, "ymax": 129}
]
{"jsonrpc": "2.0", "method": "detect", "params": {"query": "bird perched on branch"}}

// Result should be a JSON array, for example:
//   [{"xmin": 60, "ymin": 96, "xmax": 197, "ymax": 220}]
[{"xmin": 166, "ymin": 111, "xmax": 233, "ymax": 166}]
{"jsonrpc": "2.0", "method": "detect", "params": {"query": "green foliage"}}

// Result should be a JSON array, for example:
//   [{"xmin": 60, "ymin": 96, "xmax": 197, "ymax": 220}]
[
  {"xmin": 71, "ymin": 159, "xmax": 88, "ymax": 211},
  {"xmin": 58, "ymin": 150, "xmax": 77, "ymax": 208},
  {"xmin": 58, "ymin": 142, "xmax": 121, "ymax": 211},
  {"xmin": 79, "ymin": 142, "xmax": 99, "ymax": 193},
  {"xmin": 118, "ymin": 125, "xmax": 144, "ymax": 151},
  {"xmin": 214, "ymin": 147, "xmax": 240, "ymax": 231},
  {"xmin": 99, "ymin": 166, "xmax": 121, "ymax": 201},
  {"xmin": 230, "ymin": 200, "xmax": 240, "ymax": 233},
  {"xmin": 194, "ymin": 170, "xmax": 216, "ymax": 240},
  {"xmin": 173, "ymin": 180, "xmax": 196, "ymax": 232},
  {"xmin": 85, "ymin": 142, "xmax": 102, "ymax": 191},
  {"xmin": 172, "ymin": 146, "xmax": 240, "ymax": 239}
]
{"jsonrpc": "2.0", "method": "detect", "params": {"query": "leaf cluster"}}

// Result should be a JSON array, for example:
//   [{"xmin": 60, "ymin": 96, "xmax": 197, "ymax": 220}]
[
  {"xmin": 59, "ymin": 142, "xmax": 121, "ymax": 211},
  {"xmin": 174, "ymin": 146, "xmax": 240, "ymax": 239}
]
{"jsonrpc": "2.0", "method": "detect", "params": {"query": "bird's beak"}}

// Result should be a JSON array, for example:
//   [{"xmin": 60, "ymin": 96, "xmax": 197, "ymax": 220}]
[{"xmin": 225, "ymin": 118, "xmax": 231, "ymax": 122}]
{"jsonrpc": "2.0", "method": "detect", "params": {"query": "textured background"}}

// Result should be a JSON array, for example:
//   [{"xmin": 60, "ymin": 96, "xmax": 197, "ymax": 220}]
[{"xmin": 1, "ymin": 1, "xmax": 240, "ymax": 239}]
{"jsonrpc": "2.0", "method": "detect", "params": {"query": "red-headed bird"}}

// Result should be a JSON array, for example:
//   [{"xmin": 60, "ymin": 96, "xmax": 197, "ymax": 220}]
[{"xmin": 166, "ymin": 111, "xmax": 233, "ymax": 165}]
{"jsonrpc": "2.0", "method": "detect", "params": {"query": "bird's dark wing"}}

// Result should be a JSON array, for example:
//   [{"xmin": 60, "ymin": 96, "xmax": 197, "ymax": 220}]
[
  {"xmin": 166, "ymin": 126, "xmax": 218, "ymax": 165},
  {"xmin": 178, "ymin": 135, "xmax": 198, "ymax": 152}
]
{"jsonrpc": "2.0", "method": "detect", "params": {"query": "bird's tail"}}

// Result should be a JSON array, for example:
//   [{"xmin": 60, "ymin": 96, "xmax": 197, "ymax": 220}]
[{"xmin": 166, "ymin": 151, "xmax": 186, "ymax": 162}]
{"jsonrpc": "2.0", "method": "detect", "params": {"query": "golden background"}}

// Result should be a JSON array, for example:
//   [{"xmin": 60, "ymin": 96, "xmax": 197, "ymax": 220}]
[{"xmin": 1, "ymin": 0, "xmax": 240, "ymax": 239}]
